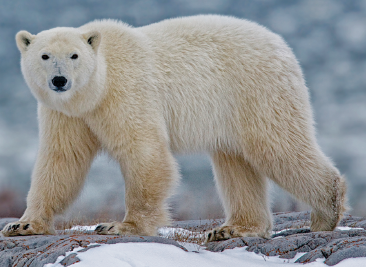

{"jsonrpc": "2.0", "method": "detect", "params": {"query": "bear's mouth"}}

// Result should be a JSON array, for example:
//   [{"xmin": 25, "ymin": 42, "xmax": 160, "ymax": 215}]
[{"xmin": 52, "ymin": 87, "xmax": 68, "ymax": 93}]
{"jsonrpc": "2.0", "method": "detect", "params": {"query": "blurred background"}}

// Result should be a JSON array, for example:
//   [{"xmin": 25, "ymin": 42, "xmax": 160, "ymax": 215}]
[{"xmin": 1, "ymin": 0, "xmax": 366, "ymax": 223}]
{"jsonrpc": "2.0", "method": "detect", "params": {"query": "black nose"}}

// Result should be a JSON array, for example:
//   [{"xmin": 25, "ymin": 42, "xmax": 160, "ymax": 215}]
[{"xmin": 52, "ymin": 76, "xmax": 67, "ymax": 88}]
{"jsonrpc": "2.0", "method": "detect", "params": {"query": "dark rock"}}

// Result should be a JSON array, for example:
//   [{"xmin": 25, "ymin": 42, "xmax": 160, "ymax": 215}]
[
  {"xmin": 339, "ymin": 214, "xmax": 366, "ymax": 230},
  {"xmin": 205, "ymin": 238, "xmax": 246, "ymax": 252},
  {"xmin": 272, "ymin": 228, "xmax": 311, "ymax": 238},
  {"xmin": 344, "ymin": 229, "xmax": 366, "ymax": 237},
  {"xmin": 272, "ymin": 211, "xmax": 311, "ymax": 231},
  {"xmin": 325, "ymin": 246, "xmax": 366, "ymax": 266},
  {"xmin": 242, "ymin": 237, "xmax": 266, "ymax": 248},
  {"xmin": 205, "ymin": 236, "xmax": 266, "ymax": 252},
  {"xmin": 279, "ymin": 251, "xmax": 298, "ymax": 259},
  {"xmin": 321, "ymin": 237, "xmax": 366, "ymax": 258},
  {"xmin": 296, "ymin": 249, "xmax": 324, "ymax": 264},
  {"xmin": 307, "ymin": 238, "xmax": 327, "ymax": 250},
  {"xmin": 77, "ymin": 244, "xmax": 101, "ymax": 252},
  {"xmin": 257, "ymin": 235, "xmax": 313, "ymax": 256},
  {"xmin": 0, "ymin": 251, "xmax": 13, "ymax": 267},
  {"xmin": 60, "ymin": 253, "xmax": 80, "ymax": 266},
  {"xmin": 173, "ymin": 219, "xmax": 224, "ymax": 232}
]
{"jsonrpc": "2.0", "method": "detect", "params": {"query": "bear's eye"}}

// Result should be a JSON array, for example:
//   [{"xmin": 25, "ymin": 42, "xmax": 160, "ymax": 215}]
[
  {"xmin": 71, "ymin": 54, "xmax": 78, "ymax": 60},
  {"xmin": 42, "ymin": 55, "xmax": 49, "ymax": 60}
]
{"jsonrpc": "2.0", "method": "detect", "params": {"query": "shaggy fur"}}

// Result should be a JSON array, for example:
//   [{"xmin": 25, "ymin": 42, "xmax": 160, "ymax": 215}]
[{"xmin": 2, "ymin": 15, "xmax": 347, "ymax": 240}]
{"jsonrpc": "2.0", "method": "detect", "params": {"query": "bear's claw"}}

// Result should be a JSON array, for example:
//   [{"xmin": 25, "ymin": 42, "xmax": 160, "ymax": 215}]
[
  {"xmin": 95, "ymin": 225, "xmax": 104, "ymax": 232},
  {"xmin": 11, "ymin": 224, "xmax": 20, "ymax": 231},
  {"xmin": 95, "ymin": 222, "xmax": 119, "ymax": 235}
]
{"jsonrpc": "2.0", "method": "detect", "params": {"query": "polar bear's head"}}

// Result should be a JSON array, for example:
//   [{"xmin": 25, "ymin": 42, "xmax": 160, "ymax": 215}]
[{"xmin": 16, "ymin": 28, "xmax": 104, "ymax": 115}]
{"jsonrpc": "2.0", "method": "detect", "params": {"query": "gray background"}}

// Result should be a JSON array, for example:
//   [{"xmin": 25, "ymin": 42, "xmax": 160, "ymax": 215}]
[{"xmin": 1, "ymin": 0, "xmax": 366, "ymax": 222}]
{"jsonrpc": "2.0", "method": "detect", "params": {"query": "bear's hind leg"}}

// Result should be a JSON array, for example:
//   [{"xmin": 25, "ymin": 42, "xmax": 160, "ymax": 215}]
[
  {"xmin": 256, "ymin": 144, "xmax": 347, "ymax": 232},
  {"xmin": 206, "ymin": 151, "xmax": 272, "ymax": 242}
]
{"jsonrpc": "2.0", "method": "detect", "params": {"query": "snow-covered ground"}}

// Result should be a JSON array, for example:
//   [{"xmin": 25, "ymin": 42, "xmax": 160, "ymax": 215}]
[{"xmin": 44, "ymin": 226, "xmax": 366, "ymax": 267}]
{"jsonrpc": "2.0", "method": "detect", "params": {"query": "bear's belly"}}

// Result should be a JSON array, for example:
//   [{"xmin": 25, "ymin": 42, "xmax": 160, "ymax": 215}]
[{"xmin": 163, "ymin": 100, "xmax": 240, "ymax": 153}]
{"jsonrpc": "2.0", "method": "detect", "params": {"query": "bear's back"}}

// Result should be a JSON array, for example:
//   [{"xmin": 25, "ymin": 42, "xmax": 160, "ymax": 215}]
[
  {"xmin": 80, "ymin": 16, "xmax": 308, "ymax": 153},
  {"xmin": 138, "ymin": 16, "xmax": 306, "ymax": 152}
]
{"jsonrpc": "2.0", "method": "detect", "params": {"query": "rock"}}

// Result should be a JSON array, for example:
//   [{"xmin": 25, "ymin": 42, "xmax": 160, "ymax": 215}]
[
  {"xmin": 204, "ymin": 212, "xmax": 366, "ymax": 266},
  {"xmin": 77, "ymin": 244, "xmax": 101, "ymax": 252},
  {"xmin": 60, "ymin": 253, "xmax": 80, "ymax": 266},
  {"xmin": 257, "ymin": 235, "xmax": 313, "ymax": 256},
  {"xmin": 321, "ymin": 237, "xmax": 366, "ymax": 265},
  {"xmin": 2, "ymin": 212, "xmax": 366, "ymax": 266},
  {"xmin": 295, "ymin": 248, "xmax": 324, "ymax": 264},
  {"xmin": 339, "ymin": 214, "xmax": 366, "ymax": 229},
  {"xmin": 205, "ymin": 238, "xmax": 246, "ymax": 252},
  {"xmin": 325, "ymin": 246, "xmax": 366, "ymax": 266},
  {"xmin": 242, "ymin": 237, "xmax": 266, "ymax": 248},
  {"xmin": 272, "ymin": 211, "xmax": 311, "ymax": 231},
  {"xmin": 271, "ymin": 228, "xmax": 311, "ymax": 238},
  {"xmin": 173, "ymin": 219, "xmax": 224, "ymax": 232}
]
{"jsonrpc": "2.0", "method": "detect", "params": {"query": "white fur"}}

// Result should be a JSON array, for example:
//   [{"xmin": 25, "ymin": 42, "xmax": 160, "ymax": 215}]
[{"xmin": 2, "ymin": 15, "xmax": 346, "ymax": 239}]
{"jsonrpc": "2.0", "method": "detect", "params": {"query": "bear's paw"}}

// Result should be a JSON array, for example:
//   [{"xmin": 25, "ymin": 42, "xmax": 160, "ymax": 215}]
[
  {"xmin": 95, "ymin": 221, "xmax": 151, "ymax": 236},
  {"xmin": 1, "ymin": 221, "xmax": 55, "ymax": 236},
  {"xmin": 205, "ymin": 225, "xmax": 266, "ymax": 243}
]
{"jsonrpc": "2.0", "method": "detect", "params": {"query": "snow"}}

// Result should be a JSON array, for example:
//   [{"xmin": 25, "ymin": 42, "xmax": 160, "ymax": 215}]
[
  {"xmin": 46, "ymin": 243, "xmax": 320, "ymax": 267},
  {"xmin": 336, "ymin": 226, "xmax": 364, "ymax": 231},
  {"xmin": 158, "ymin": 226, "xmax": 200, "ymax": 237},
  {"xmin": 44, "ymin": 226, "xmax": 366, "ymax": 267},
  {"xmin": 69, "ymin": 225, "xmax": 98, "ymax": 231},
  {"xmin": 45, "ymin": 242, "xmax": 366, "ymax": 267}
]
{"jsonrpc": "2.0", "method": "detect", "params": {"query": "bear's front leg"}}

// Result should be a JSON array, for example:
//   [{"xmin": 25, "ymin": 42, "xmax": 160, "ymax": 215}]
[
  {"xmin": 95, "ymin": 139, "xmax": 179, "ymax": 236},
  {"xmin": 2, "ymin": 106, "xmax": 100, "ymax": 236}
]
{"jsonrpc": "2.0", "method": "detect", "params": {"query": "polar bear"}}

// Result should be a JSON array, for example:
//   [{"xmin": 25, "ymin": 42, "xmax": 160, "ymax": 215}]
[{"xmin": 2, "ymin": 15, "xmax": 346, "ymax": 241}]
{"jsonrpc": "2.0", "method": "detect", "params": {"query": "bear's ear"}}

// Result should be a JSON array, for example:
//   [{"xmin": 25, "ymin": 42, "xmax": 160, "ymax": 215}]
[
  {"xmin": 16, "ymin": 31, "xmax": 35, "ymax": 53},
  {"xmin": 83, "ymin": 31, "xmax": 101, "ymax": 52}
]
